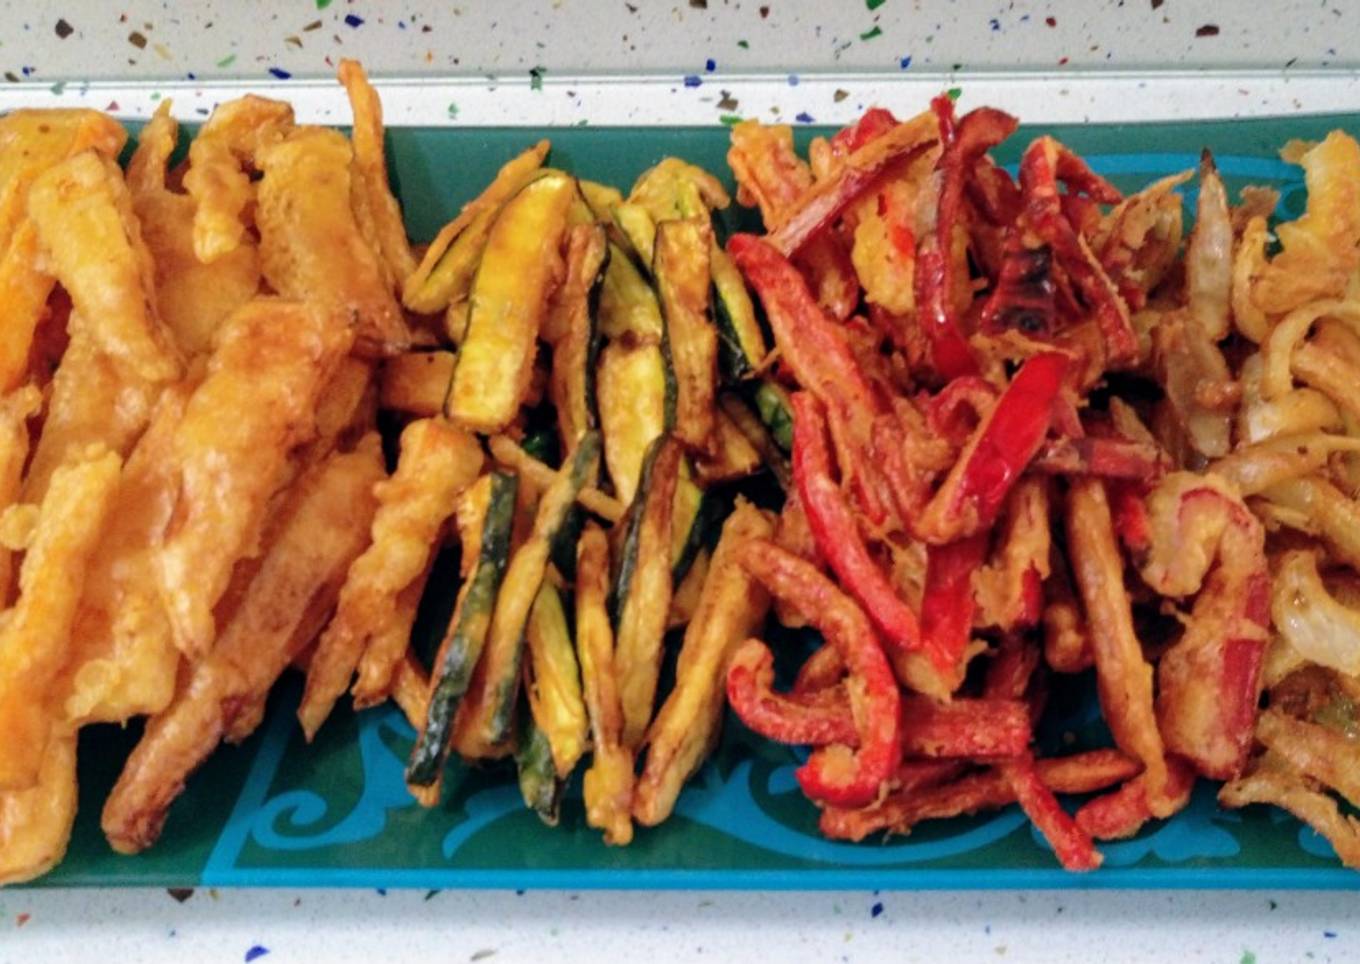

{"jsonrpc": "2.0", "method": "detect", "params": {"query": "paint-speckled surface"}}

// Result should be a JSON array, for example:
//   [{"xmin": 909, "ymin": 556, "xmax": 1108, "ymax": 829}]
[
  {"xmin": 3, "ymin": 0, "xmax": 1360, "ymax": 81},
  {"xmin": 2, "ymin": 887, "xmax": 1358, "ymax": 963}
]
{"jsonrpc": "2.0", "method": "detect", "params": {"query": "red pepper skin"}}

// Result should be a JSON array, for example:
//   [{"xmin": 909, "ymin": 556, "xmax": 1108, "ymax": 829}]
[
  {"xmin": 791, "ymin": 391, "xmax": 923, "ymax": 656},
  {"xmin": 730, "ymin": 233, "xmax": 896, "ymax": 526},
  {"xmin": 900, "ymin": 696, "xmax": 1032, "ymax": 759},
  {"xmin": 1019, "ymin": 137, "xmax": 1137, "ymax": 364},
  {"xmin": 915, "ymin": 243, "xmax": 980, "ymax": 380},
  {"xmin": 978, "ymin": 234, "xmax": 1056, "ymax": 338},
  {"xmin": 820, "ymin": 749, "xmax": 1139, "ymax": 844},
  {"xmin": 736, "ymin": 540, "xmax": 901, "ymax": 808},
  {"xmin": 736, "ymin": 658, "xmax": 1032, "ymax": 760},
  {"xmin": 830, "ymin": 107, "xmax": 900, "ymax": 158},
  {"xmin": 726, "ymin": 639, "xmax": 860, "ymax": 746},
  {"xmin": 1000, "ymin": 753, "xmax": 1102, "ymax": 871},
  {"xmin": 918, "ymin": 352, "xmax": 1068, "ymax": 544},
  {"xmin": 925, "ymin": 376, "xmax": 998, "ymax": 447},
  {"xmin": 919, "ymin": 532, "xmax": 989, "ymax": 669},
  {"xmin": 956, "ymin": 352, "xmax": 1068, "ymax": 522},
  {"xmin": 917, "ymin": 100, "xmax": 1022, "ymax": 379},
  {"xmin": 1075, "ymin": 756, "xmax": 1196, "ymax": 840}
]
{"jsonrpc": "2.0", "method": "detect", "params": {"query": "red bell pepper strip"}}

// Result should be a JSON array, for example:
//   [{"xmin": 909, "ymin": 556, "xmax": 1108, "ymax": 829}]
[
  {"xmin": 900, "ymin": 696, "xmax": 1032, "ymax": 759},
  {"xmin": 916, "ymin": 98, "xmax": 1021, "ymax": 379},
  {"xmin": 919, "ymin": 532, "xmax": 989, "ymax": 670},
  {"xmin": 791, "ymin": 391, "xmax": 923, "ymax": 656},
  {"xmin": 730, "ymin": 233, "xmax": 895, "ymax": 526},
  {"xmin": 1019, "ymin": 137, "xmax": 1137, "ymax": 363},
  {"xmin": 819, "ymin": 748, "xmax": 1140, "ymax": 844},
  {"xmin": 978, "ymin": 234, "xmax": 1057, "ymax": 337},
  {"xmin": 915, "ymin": 242, "xmax": 980, "ymax": 380},
  {"xmin": 770, "ymin": 112, "xmax": 938, "ymax": 258},
  {"xmin": 736, "ymin": 539, "xmax": 900, "ymax": 808},
  {"xmin": 735, "ymin": 659, "xmax": 1032, "ymax": 760},
  {"xmin": 916, "ymin": 351, "xmax": 1069, "ymax": 544},
  {"xmin": 726, "ymin": 639, "xmax": 859, "ymax": 747},
  {"xmin": 1075, "ymin": 755, "xmax": 1196, "ymax": 840},
  {"xmin": 1000, "ymin": 752, "xmax": 1102, "ymax": 871},
  {"xmin": 925, "ymin": 376, "xmax": 998, "ymax": 447},
  {"xmin": 830, "ymin": 107, "xmax": 900, "ymax": 158}
]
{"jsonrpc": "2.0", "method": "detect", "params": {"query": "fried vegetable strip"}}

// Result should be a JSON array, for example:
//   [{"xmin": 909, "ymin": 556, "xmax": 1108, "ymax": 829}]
[
  {"xmin": 447, "ymin": 170, "xmax": 575, "ymax": 432},
  {"xmin": 299, "ymin": 417, "xmax": 483, "ymax": 738},
  {"xmin": 524, "ymin": 582, "xmax": 589, "ymax": 778},
  {"xmin": 0, "ymin": 445, "xmax": 121, "ymax": 789},
  {"xmin": 338, "ymin": 59, "xmax": 417, "ymax": 287},
  {"xmin": 403, "ymin": 140, "xmax": 550, "ymax": 313},
  {"xmin": 0, "ymin": 386, "xmax": 41, "ymax": 603},
  {"xmin": 1256, "ymin": 707, "xmax": 1360, "ymax": 807},
  {"xmin": 454, "ymin": 434, "xmax": 601, "ymax": 753},
  {"xmin": 183, "ymin": 95, "xmax": 294, "ymax": 262},
  {"xmin": 735, "ymin": 540, "xmax": 900, "ymax": 808},
  {"xmin": 101, "ymin": 438, "xmax": 384, "ymax": 853},
  {"xmin": 256, "ymin": 128, "xmax": 410, "ymax": 354},
  {"xmin": 54, "ymin": 384, "xmax": 191, "ymax": 727},
  {"xmin": 820, "ymin": 749, "xmax": 1139, "ymax": 842},
  {"xmin": 127, "ymin": 103, "xmax": 261, "ymax": 358},
  {"xmin": 1066, "ymin": 478, "xmax": 1170, "ymax": 813},
  {"xmin": 0, "ymin": 734, "xmax": 77, "ymax": 885},
  {"xmin": 634, "ymin": 500, "xmax": 774, "ymax": 825},
  {"xmin": 613, "ymin": 436, "xmax": 683, "ymax": 748},
  {"xmin": 22, "ymin": 325, "xmax": 161, "ymax": 503},
  {"xmin": 653, "ymin": 217, "xmax": 717, "ymax": 450},
  {"xmin": 28, "ymin": 151, "xmax": 182, "ymax": 383},
  {"xmin": 578, "ymin": 522, "xmax": 636, "ymax": 844},
  {"xmin": 154, "ymin": 299, "xmax": 353, "ymax": 659},
  {"xmin": 406, "ymin": 472, "xmax": 517, "ymax": 789}
]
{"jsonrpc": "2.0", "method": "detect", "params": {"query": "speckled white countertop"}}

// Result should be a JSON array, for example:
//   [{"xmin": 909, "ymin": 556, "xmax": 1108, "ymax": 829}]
[
  {"xmin": 3, "ymin": 886, "xmax": 1358, "ymax": 964},
  {"xmin": 4, "ymin": 2, "xmax": 1360, "ymax": 962}
]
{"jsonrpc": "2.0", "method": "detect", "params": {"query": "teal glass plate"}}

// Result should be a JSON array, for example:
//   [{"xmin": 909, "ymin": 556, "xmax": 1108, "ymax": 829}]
[{"xmin": 30, "ymin": 114, "xmax": 1360, "ymax": 890}]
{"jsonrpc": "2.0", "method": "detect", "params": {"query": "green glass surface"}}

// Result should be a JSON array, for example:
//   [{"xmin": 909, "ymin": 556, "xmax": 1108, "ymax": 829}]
[{"xmin": 22, "ymin": 113, "xmax": 1360, "ymax": 890}]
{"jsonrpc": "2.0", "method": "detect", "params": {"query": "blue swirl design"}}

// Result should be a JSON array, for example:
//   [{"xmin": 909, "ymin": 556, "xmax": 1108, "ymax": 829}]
[{"xmin": 250, "ymin": 706, "xmax": 420, "ymax": 851}]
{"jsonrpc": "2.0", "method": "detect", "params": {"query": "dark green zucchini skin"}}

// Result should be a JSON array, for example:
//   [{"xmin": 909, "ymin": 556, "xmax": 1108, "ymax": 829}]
[
  {"xmin": 609, "ymin": 433, "xmax": 669, "ymax": 623},
  {"xmin": 406, "ymin": 471, "xmax": 519, "ymax": 787},
  {"xmin": 484, "ymin": 431, "xmax": 602, "ymax": 745},
  {"xmin": 515, "ymin": 712, "xmax": 564, "ymax": 825},
  {"xmin": 749, "ymin": 378, "xmax": 794, "ymax": 454}
]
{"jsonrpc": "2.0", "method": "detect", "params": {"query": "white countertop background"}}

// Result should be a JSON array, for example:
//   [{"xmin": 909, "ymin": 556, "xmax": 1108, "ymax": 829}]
[{"xmin": 5, "ymin": 1, "xmax": 1360, "ymax": 961}]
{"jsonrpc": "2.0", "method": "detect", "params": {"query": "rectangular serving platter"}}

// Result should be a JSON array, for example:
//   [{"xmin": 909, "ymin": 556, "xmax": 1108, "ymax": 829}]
[{"xmin": 23, "ymin": 112, "xmax": 1360, "ymax": 890}]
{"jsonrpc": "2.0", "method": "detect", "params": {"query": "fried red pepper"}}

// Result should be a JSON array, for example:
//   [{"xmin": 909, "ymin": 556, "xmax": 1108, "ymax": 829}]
[
  {"xmin": 734, "ymin": 539, "xmax": 900, "ymax": 807},
  {"xmin": 820, "ymin": 748, "xmax": 1141, "ymax": 842},
  {"xmin": 729, "ymin": 233, "xmax": 897, "ymax": 527},
  {"xmin": 1000, "ymin": 752, "xmax": 1102, "ymax": 871},
  {"xmin": 918, "ymin": 532, "xmax": 988, "ymax": 670},
  {"xmin": 916, "ymin": 351, "xmax": 1069, "ymax": 544},
  {"xmin": 791, "ymin": 391, "xmax": 923, "ymax": 655},
  {"xmin": 1018, "ymin": 137, "xmax": 1137, "ymax": 364},
  {"xmin": 1075, "ymin": 755, "xmax": 1196, "ymax": 840},
  {"xmin": 725, "ymin": 639, "xmax": 859, "ymax": 746},
  {"xmin": 915, "ymin": 98, "xmax": 1021, "ymax": 379}
]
